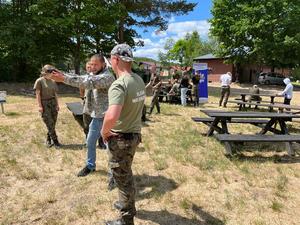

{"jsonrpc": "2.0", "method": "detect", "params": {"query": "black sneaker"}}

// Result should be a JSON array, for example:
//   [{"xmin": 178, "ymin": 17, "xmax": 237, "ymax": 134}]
[
  {"xmin": 45, "ymin": 135, "xmax": 53, "ymax": 148},
  {"xmin": 108, "ymin": 178, "xmax": 117, "ymax": 191},
  {"xmin": 77, "ymin": 166, "xmax": 95, "ymax": 177}
]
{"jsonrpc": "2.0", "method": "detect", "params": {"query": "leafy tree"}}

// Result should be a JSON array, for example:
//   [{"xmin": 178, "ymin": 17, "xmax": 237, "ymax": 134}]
[
  {"xmin": 158, "ymin": 38, "xmax": 175, "ymax": 66},
  {"xmin": 161, "ymin": 31, "xmax": 215, "ymax": 66},
  {"xmin": 210, "ymin": 0, "xmax": 300, "ymax": 69},
  {"xmin": 110, "ymin": 0, "xmax": 196, "ymax": 43},
  {"xmin": 0, "ymin": 0, "xmax": 196, "ymax": 81}
]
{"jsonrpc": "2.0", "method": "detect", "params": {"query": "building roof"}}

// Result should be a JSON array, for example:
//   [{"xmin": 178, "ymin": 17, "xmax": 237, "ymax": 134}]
[{"xmin": 193, "ymin": 53, "xmax": 224, "ymax": 60}]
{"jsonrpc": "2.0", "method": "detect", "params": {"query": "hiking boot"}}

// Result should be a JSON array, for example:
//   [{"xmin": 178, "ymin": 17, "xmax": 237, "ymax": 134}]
[
  {"xmin": 113, "ymin": 201, "xmax": 122, "ymax": 210},
  {"xmin": 45, "ymin": 135, "xmax": 53, "ymax": 148},
  {"xmin": 53, "ymin": 139, "xmax": 61, "ymax": 149},
  {"xmin": 77, "ymin": 166, "xmax": 95, "ymax": 177},
  {"xmin": 108, "ymin": 178, "xmax": 117, "ymax": 191},
  {"xmin": 104, "ymin": 218, "xmax": 134, "ymax": 225}
]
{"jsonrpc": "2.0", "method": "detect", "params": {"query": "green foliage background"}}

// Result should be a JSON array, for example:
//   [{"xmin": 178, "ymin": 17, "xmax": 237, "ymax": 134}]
[{"xmin": 0, "ymin": 0, "xmax": 195, "ymax": 82}]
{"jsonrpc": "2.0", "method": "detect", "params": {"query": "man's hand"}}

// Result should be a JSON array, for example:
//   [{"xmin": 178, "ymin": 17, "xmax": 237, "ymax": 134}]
[
  {"xmin": 56, "ymin": 105, "xmax": 60, "ymax": 111},
  {"xmin": 39, "ymin": 107, "xmax": 43, "ymax": 113},
  {"xmin": 49, "ymin": 71, "xmax": 65, "ymax": 82},
  {"xmin": 101, "ymin": 130, "xmax": 118, "ymax": 143}
]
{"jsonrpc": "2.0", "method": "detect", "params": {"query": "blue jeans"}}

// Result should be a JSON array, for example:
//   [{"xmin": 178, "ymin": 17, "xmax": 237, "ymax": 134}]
[
  {"xmin": 181, "ymin": 88, "xmax": 188, "ymax": 106},
  {"xmin": 86, "ymin": 117, "xmax": 103, "ymax": 170}
]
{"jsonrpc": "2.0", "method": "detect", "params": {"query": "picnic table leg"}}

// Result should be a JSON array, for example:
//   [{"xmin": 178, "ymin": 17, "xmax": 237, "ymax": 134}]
[
  {"xmin": 259, "ymin": 118, "xmax": 276, "ymax": 134},
  {"xmin": 1, "ymin": 103, "xmax": 4, "ymax": 114},
  {"xmin": 241, "ymin": 94, "xmax": 246, "ymax": 110},
  {"xmin": 224, "ymin": 142, "xmax": 233, "ymax": 156},
  {"xmin": 285, "ymin": 142, "xmax": 295, "ymax": 156},
  {"xmin": 278, "ymin": 119, "xmax": 289, "ymax": 134},
  {"xmin": 207, "ymin": 118, "xmax": 220, "ymax": 136},
  {"xmin": 220, "ymin": 119, "xmax": 229, "ymax": 134},
  {"xmin": 269, "ymin": 96, "xmax": 275, "ymax": 111}
]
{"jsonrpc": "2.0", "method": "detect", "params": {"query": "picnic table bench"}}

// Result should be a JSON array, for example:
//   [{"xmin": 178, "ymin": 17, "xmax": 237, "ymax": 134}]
[
  {"xmin": 199, "ymin": 109, "xmax": 300, "ymax": 156},
  {"xmin": 216, "ymin": 134, "xmax": 300, "ymax": 156}
]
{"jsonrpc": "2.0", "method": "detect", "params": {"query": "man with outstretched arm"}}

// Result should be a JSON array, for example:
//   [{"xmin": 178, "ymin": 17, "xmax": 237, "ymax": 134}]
[{"xmin": 49, "ymin": 54, "xmax": 115, "ymax": 177}]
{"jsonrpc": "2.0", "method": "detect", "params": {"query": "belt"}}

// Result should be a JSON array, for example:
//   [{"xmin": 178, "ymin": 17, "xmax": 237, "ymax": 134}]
[
  {"xmin": 221, "ymin": 85, "xmax": 230, "ymax": 88},
  {"xmin": 41, "ymin": 97, "xmax": 55, "ymax": 101},
  {"xmin": 115, "ymin": 132, "xmax": 140, "ymax": 140}
]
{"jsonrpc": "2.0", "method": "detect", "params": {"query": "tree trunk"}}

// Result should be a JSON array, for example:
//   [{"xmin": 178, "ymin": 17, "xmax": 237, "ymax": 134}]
[
  {"xmin": 74, "ymin": 36, "xmax": 81, "ymax": 75},
  {"xmin": 118, "ymin": 19, "xmax": 124, "ymax": 42}
]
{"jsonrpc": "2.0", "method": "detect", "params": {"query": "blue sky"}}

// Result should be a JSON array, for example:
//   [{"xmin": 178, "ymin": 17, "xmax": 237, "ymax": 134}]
[{"xmin": 134, "ymin": 0, "xmax": 213, "ymax": 59}]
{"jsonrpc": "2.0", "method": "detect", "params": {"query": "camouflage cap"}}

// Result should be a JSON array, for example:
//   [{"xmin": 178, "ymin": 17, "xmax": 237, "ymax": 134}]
[{"xmin": 110, "ymin": 44, "xmax": 134, "ymax": 62}]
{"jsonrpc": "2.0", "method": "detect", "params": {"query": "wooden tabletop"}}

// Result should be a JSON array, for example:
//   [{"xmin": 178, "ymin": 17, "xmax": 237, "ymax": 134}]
[
  {"xmin": 66, "ymin": 102, "xmax": 83, "ymax": 115},
  {"xmin": 234, "ymin": 92, "xmax": 283, "ymax": 97},
  {"xmin": 202, "ymin": 110, "xmax": 300, "ymax": 119}
]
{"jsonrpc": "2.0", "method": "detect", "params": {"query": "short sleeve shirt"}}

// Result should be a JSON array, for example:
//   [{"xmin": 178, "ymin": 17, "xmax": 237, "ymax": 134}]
[
  {"xmin": 33, "ymin": 77, "xmax": 58, "ymax": 100},
  {"xmin": 108, "ymin": 73, "xmax": 146, "ymax": 133}
]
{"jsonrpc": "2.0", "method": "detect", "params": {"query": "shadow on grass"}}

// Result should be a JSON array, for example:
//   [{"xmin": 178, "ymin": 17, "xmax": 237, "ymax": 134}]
[
  {"xmin": 137, "ymin": 204, "xmax": 224, "ymax": 225},
  {"xmin": 135, "ymin": 174, "xmax": 178, "ymax": 201},
  {"xmin": 230, "ymin": 153, "xmax": 300, "ymax": 164},
  {"xmin": 59, "ymin": 144, "xmax": 85, "ymax": 150},
  {"xmin": 4, "ymin": 111, "xmax": 22, "ymax": 117}
]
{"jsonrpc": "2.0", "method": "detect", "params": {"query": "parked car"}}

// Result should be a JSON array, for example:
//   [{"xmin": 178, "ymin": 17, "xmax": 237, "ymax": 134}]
[{"xmin": 258, "ymin": 72, "xmax": 286, "ymax": 85}]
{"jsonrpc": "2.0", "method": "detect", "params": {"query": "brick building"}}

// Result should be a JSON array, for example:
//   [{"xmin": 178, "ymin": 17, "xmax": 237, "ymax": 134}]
[{"xmin": 193, "ymin": 54, "xmax": 291, "ymax": 83}]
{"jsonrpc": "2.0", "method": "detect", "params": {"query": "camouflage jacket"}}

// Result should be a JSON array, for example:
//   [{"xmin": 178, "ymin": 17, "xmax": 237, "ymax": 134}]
[{"xmin": 64, "ymin": 67, "xmax": 115, "ymax": 118}]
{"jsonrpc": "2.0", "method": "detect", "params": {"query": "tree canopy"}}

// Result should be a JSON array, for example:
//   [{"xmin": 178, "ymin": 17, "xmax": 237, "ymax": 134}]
[
  {"xmin": 159, "ymin": 31, "xmax": 216, "ymax": 66},
  {"xmin": 210, "ymin": 0, "xmax": 300, "ymax": 69},
  {"xmin": 0, "ymin": 0, "xmax": 196, "ymax": 82}
]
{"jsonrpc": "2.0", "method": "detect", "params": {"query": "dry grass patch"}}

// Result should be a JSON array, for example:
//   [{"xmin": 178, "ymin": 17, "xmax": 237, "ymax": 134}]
[{"xmin": 0, "ymin": 84, "xmax": 300, "ymax": 224}]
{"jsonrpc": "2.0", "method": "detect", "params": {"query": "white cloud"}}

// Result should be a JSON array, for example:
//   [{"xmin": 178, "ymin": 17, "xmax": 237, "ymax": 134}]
[{"xmin": 134, "ymin": 20, "xmax": 211, "ymax": 60}]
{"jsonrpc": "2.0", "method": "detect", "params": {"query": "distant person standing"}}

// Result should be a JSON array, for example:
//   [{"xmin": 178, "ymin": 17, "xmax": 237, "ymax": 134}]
[
  {"xmin": 180, "ymin": 74, "xmax": 190, "ymax": 106},
  {"xmin": 278, "ymin": 78, "xmax": 293, "ymax": 105},
  {"xmin": 101, "ymin": 44, "xmax": 145, "ymax": 225},
  {"xmin": 34, "ymin": 65, "xmax": 61, "ymax": 148},
  {"xmin": 219, "ymin": 72, "xmax": 232, "ymax": 107},
  {"xmin": 49, "ymin": 54, "xmax": 115, "ymax": 177},
  {"xmin": 146, "ymin": 74, "xmax": 162, "ymax": 114},
  {"xmin": 192, "ymin": 72, "xmax": 200, "ymax": 107}
]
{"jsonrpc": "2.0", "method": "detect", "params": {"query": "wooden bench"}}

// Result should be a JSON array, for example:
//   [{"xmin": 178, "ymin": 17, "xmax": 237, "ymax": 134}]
[
  {"xmin": 216, "ymin": 134, "xmax": 300, "ymax": 156},
  {"xmin": 0, "ymin": 91, "xmax": 7, "ymax": 114}
]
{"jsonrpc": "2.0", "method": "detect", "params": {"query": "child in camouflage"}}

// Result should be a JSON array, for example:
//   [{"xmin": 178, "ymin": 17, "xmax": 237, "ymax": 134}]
[{"xmin": 33, "ymin": 65, "xmax": 61, "ymax": 148}]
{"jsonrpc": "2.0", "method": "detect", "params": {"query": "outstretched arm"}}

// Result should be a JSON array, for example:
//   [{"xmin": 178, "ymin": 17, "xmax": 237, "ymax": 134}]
[{"xmin": 50, "ymin": 70, "xmax": 115, "ymax": 90}]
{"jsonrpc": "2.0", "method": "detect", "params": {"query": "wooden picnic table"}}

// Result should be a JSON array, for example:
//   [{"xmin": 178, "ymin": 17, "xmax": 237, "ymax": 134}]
[
  {"xmin": 200, "ymin": 109, "xmax": 300, "ymax": 155},
  {"xmin": 200, "ymin": 109, "xmax": 300, "ymax": 136},
  {"xmin": 233, "ymin": 92, "xmax": 284, "ymax": 111}
]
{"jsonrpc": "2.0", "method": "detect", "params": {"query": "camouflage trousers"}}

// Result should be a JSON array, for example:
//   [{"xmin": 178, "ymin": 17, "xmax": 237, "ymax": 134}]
[
  {"xmin": 107, "ymin": 133, "xmax": 141, "ymax": 221},
  {"xmin": 149, "ymin": 90, "xmax": 160, "ymax": 114},
  {"xmin": 41, "ymin": 98, "xmax": 58, "ymax": 141}
]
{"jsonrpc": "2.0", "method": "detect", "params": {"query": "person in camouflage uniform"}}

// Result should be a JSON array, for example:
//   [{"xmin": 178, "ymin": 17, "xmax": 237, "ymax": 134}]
[
  {"xmin": 49, "ymin": 54, "xmax": 115, "ymax": 177},
  {"xmin": 34, "ymin": 65, "xmax": 61, "ymax": 148},
  {"xmin": 101, "ymin": 44, "xmax": 146, "ymax": 225},
  {"xmin": 146, "ymin": 73, "xmax": 162, "ymax": 114}
]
